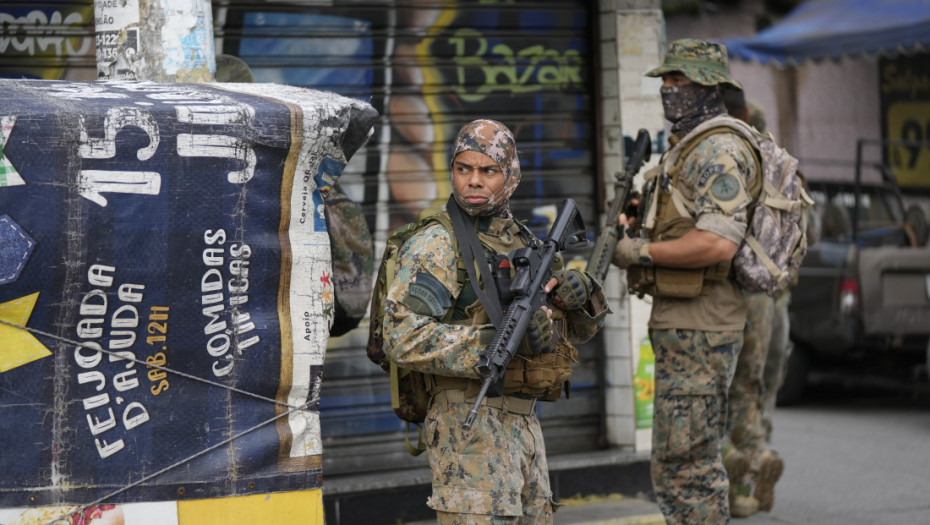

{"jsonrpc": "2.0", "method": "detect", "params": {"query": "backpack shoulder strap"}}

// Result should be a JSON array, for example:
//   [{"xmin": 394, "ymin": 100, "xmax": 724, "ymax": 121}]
[
  {"xmin": 672, "ymin": 117, "xmax": 764, "ymax": 200},
  {"xmin": 388, "ymin": 362, "xmax": 428, "ymax": 456},
  {"xmin": 447, "ymin": 195, "xmax": 504, "ymax": 326},
  {"xmin": 416, "ymin": 211, "xmax": 468, "ymax": 322},
  {"xmin": 661, "ymin": 125, "xmax": 743, "ymax": 219},
  {"xmin": 367, "ymin": 211, "xmax": 461, "ymax": 365},
  {"xmin": 674, "ymin": 125, "xmax": 736, "ymax": 169}
]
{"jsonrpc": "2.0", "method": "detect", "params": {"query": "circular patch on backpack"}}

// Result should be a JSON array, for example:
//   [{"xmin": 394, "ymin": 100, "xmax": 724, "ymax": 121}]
[{"xmin": 710, "ymin": 173, "xmax": 740, "ymax": 201}]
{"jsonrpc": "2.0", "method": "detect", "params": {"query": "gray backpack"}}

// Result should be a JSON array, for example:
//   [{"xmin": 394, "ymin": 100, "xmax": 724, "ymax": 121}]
[{"xmin": 684, "ymin": 117, "xmax": 815, "ymax": 296}]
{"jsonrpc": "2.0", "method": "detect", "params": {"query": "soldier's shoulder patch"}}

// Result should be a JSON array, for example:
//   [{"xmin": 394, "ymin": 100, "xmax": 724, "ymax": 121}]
[
  {"xmin": 710, "ymin": 173, "xmax": 741, "ymax": 201},
  {"xmin": 403, "ymin": 271, "xmax": 452, "ymax": 318},
  {"xmin": 698, "ymin": 163, "xmax": 726, "ymax": 188}
]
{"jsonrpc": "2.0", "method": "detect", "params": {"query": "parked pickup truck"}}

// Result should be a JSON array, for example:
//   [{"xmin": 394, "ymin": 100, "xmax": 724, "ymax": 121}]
[{"xmin": 780, "ymin": 175, "xmax": 930, "ymax": 403}]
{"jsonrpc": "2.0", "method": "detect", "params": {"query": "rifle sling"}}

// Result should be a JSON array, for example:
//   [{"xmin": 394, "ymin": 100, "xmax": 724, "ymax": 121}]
[{"xmin": 446, "ymin": 195, "xmax": 504, "ymax": 328}]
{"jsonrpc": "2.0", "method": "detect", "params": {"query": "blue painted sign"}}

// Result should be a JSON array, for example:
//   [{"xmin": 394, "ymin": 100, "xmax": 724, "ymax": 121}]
[{"xmin": 0, "ymin": 79, "xmax": 376, "ymax": 506}]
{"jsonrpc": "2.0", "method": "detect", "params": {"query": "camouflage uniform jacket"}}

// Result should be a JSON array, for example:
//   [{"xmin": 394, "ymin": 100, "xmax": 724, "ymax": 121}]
[
  {"xmin": 649, "ymin": 114, "xmax": 760, "ymax": 332},
  {"xmin": 382, "ymin": 213, "xmax": 607, "ymax": 384}
]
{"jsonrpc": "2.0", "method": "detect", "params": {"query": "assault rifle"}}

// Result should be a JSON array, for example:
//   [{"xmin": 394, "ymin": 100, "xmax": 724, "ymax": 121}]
[
  {"xmin": 585, "ymin": 129, "xmax": 652, "ymax": 283},
  {"xmin": 463, "ymin": 198, "xmax": 589, "ymax": 430}
]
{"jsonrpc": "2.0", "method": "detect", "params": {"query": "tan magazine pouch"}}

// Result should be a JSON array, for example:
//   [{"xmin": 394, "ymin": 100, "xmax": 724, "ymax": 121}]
[{"xmin": 506, "ymin": 340, "xmax": 578, "ymax": 398}]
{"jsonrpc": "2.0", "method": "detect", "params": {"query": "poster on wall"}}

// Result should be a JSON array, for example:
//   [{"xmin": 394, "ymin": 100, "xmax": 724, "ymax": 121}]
[
  {"xmin": 216, "ymin": 5, "xmax": 608, "ymax": 474},
  {"xmin": 881, "ymin": 53, "xmax": 930, "ymax": 190},
  {"xmin": 227, "ymin": 3, "xmax": 596, "ymax": 230},
  {"xmin": 0, "ymin": 4, "xmax": 97, "ymax": 81},
  {"xmin": 0, "ymin": 79, "xmax": 376, "ymax": 519}
]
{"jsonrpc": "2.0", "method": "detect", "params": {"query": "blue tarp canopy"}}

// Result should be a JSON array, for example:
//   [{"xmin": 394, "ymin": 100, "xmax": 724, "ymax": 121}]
[{"xmin": 722, "ymin": 0, "xmax": 930, "ymax": 65}]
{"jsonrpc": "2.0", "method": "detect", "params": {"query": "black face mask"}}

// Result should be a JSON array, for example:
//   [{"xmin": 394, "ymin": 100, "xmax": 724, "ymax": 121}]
[{"xmin": 660, "ymin": 82, "xmax": 726, "ymax": 136}]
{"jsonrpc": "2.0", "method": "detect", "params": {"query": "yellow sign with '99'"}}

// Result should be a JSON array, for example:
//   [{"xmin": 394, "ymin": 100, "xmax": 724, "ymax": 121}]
[{"xmin": 886, "ymin": 101, "xmax": 930, "ymax": 188}]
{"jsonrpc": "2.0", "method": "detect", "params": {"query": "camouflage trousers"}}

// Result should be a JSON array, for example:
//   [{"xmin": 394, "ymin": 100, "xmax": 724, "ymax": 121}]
[
  {"xmin": 761, "ymin": 291, "xmax": 792, "ymax": 443},
  {"xmin": 726, "ymin": 292, "xmax": 774, "ymax": 475},
  {"xmin": 650, "ymin": 328, "xmax": 742, "ymax": 525},
  {"xmin": 727, "ymin": 290, "xmax": 792, "ymax": 475},
  {"xmin": 425, "ymin": 391, "xmax": 554, "ymax": 524}
]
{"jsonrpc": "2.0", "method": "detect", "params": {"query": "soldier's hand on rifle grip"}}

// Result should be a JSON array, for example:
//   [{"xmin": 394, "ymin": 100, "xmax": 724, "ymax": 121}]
[
  {"xmin": 519, "ymin": 306, "xmax": 553, "ymax": 355},
  {"xmin": 623, "ymin": 192, "xmax": 642, "ymax": 223},
  {"xmin": 618, "ymin": 196, "xmax": 640, "ymax": 231},
  {"xmin": 517, "ymin": 277, "xmax": 557, "ymax": 356},
  {"xmin": 612, "ymin": 226, "xmax": 653, "ymax": 270},
  {"xmin": 551, "ymin": 269, "xmax": 591, "ymax": 311}
]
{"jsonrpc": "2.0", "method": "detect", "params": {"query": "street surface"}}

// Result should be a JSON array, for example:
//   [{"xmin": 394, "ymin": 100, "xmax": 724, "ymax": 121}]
[
  {"xmin": 734, "ymin": 380, "xmax": 930, "ymax": 525},
  {"xmin": 406, "ymin": 378, "xmax": 930, "ymax": 525}
]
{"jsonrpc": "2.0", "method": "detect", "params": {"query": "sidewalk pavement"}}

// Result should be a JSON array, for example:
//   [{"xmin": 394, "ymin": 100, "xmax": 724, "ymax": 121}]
[
  {"xmin": 326, "ymin": 449, "xmax": 660, "ymax": 525},
  {"xmin": 556, "ymin": 494, "xmax": 665, "ymax": 525},
  {"xmin": 403, "ymin": 494, "xmax": 665, "ymax": 525}
]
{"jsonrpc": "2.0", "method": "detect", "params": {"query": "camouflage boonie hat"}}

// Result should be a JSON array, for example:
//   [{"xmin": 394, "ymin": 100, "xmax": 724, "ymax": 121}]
[{"xmin": 646, "ymin": 38, "xmax": 742, "ymax": 90}]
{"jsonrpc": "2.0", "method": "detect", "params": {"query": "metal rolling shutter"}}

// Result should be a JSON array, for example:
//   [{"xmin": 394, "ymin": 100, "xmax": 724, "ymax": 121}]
[
  {"xmin": 0, "ymin": 0, "xmax": 606, "ymax": 477},
  {"xmin": 216, "ymin": 0, "xmax": 603, "ymax": 476},
  {"xmin": 0, "ymin": 2, "xmax": 97, "ymax": 81}
]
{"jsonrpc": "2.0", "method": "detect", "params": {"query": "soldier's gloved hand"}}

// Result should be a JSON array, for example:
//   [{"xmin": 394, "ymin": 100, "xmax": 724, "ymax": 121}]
[
  {"xmin": 552, "ymin": 269, "xmax": 592, "ymax": 310},
  {"xmin": 518, "ymin": 307, "xmax": 553, "ymax": 355},
  {"xmin": 612, "ymin": 230, "xmax": 653, "ymax": 269}
]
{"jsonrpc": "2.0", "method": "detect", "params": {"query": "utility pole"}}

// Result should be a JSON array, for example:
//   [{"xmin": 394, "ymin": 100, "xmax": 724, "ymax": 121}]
[{"xmin": 94, "ymin": 0, "xmax": 215, "ymax": 82}]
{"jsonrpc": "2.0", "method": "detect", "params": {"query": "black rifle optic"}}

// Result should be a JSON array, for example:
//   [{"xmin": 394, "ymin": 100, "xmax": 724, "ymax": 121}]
[
  {"xmin": 586, "ymin": 129, "xmax": 652, "ymax": 283},
  {"xmin": 463, "ymin": 198, "xmax": 589, "ymax": 430}
]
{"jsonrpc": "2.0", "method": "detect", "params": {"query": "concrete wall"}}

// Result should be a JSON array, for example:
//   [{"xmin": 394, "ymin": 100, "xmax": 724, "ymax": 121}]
[{"xmin": 598, "ymin": 0, "xmax": 665, "ymax": 451}]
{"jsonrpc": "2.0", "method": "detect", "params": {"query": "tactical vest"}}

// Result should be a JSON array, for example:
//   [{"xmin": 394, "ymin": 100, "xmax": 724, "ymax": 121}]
[
  {"xmin": 367, "ymin": 210, "xmax": 580, "ymax": 455},
  {"xmin": 629, "ymin": 121, "xmax": 762, "ymax": 298},
  {"xmin": 428, "ymin": 213, "xmax": 577, "ymax": 402}
]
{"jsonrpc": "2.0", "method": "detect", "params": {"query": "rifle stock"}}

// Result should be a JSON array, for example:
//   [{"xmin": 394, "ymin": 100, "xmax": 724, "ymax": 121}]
[
  {"xmin": 586, "ymin": 129, "xmax": 652, "ymax": 283},
  {"xmin": 463, "ymin": 198, "xmax": 588, "ymax": 430}
]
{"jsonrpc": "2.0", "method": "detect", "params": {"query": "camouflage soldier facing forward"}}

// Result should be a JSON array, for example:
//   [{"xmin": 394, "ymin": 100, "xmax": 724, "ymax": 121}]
[
  {"xmin": 382, "ymin": 119, "xmax": 609, "ymax": 524},
  {"xmin": 612, "ymin": 39, "xmax": 760, "ymax": 524}
]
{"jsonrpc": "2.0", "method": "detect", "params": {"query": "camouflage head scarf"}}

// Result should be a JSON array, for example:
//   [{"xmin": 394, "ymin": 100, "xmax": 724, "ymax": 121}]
[
  {"xmin": 450, "ymin": 119, "xmax": 521, "ymax": 216},
  {"xmin": 661, "ymin": 82, "xmax": 727, "ymax": 137}
]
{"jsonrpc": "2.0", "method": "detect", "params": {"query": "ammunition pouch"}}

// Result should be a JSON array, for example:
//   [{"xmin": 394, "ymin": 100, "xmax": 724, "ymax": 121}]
[
  {"xmin": 454, "ymin": 305, "xmax": 577, "ymax": 400},
  {"xmin": 504, "ymin": 340, "xmax": 577, "ymax": 400},
  {"xmin": 627, "ymin": 264, "xmax": 730, "ymax": 298},
  {"xmin": 431, "ymin": 339, "xmax": 576, "ymax": 403}
]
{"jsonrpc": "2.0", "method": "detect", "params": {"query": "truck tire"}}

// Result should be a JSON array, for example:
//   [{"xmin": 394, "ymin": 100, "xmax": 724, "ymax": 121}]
[
  {"xmin": 905, "ymin": 203, "xmax": 928, "ymax": 247},
  {"xmin": 776, "ymin": 342, "xmax": 810, "ymax": 406},
  {"xmin": 820, "ymin": 201, "xmax": 851, "ymax": 241}
]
